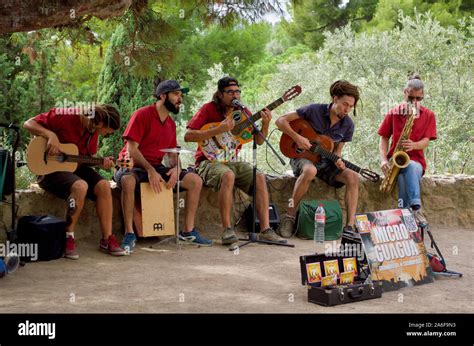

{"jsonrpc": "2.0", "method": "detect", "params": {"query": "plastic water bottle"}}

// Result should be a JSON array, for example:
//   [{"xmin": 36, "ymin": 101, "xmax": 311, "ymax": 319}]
[{"xmin": 314, "ymin": 204, "xmax": 326, "ymax": 244}]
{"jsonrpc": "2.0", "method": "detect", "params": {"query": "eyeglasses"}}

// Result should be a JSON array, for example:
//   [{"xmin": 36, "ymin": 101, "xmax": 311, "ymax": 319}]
[
  {"xmin": 407, "ymin": 95, "xmax": 424, "ymax": 102},
  {"xmin": 223, "ymin": 89, "xmax": 241, "ymax": 95}
]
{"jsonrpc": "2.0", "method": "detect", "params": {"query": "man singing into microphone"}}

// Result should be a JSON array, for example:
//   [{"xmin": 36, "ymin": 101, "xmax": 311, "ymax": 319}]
[{"xmin": 185, "ymin": 76, "xmax": 286, "ymax": 245}]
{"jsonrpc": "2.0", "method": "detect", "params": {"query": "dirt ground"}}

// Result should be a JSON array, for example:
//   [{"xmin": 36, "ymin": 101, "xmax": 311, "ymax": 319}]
[{"xmin": 0, "ymin": 226, "xmax": 472, "ymax": 313}]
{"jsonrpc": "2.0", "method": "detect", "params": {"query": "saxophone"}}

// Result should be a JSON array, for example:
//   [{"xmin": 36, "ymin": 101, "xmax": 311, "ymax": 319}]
[{"xmin": 380, "ymin": 103, "xmax": 416, "ymax": 193}]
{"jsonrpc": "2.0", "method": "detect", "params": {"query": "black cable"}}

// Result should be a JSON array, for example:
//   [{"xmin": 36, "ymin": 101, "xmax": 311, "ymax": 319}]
[{"xmin": 264, "ymin": 128, "xmax": 291, "ymax": 193}]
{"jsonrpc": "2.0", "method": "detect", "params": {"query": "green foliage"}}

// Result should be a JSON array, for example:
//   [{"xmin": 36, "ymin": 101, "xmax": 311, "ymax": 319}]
[
  {"xmin": 366, "ymin": 0, "xmax": 473, "ymax": 31},
  {"xmin": 1, "ymin": 32, "xmax": 58, "ymax": 147},
  {"xmin": 284, "ymin": 0, "xmax": 472, "ymax": 50},
  {"xmin": 1, "ymin": 1, "xmax": 472, "ymax": 189},
  {"xmin": 284, "ymin": 0, "xmax": 379, "ymax": 49},
  {"xmin": 173, "ymin": 23, "xmax": 272, "ymax": 92},
  {"xmin": 96, "ymin": 23, "xmax": 156, "ymax": 179}
]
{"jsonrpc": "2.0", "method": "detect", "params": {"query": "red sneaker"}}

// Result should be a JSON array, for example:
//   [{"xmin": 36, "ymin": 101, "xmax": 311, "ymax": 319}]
[
  {"xmin": 64, "ymin": 236, "xmax": 79, "ymax": 260},
  {"xmin": 100, "ymin": 234, "xmax": 127, "ymax": 256}
]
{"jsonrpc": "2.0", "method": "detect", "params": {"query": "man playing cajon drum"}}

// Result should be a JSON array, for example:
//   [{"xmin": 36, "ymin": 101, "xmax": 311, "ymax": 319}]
[{"xmin": 114, "ymin": 80, "xmax": 212, "ymax": 253}]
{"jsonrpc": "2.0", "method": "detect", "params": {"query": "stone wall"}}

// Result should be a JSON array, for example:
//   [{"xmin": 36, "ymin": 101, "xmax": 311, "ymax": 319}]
[{"xmin": 1, "ymin": 174, "xmax": 472, "ymax": 241}]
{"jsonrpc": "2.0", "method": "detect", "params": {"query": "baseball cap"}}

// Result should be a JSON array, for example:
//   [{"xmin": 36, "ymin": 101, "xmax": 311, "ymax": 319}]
[
  {"xmin": 218, "ymin": 76, "xmax": 239, "ymax": 91},
  {"xmin": 155, "ymin": 80, "xmax": 189, "ymax": 97}
]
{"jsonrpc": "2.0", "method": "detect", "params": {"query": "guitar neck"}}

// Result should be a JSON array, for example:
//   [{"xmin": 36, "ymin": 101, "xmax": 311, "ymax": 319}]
[
  {"xmin": 50, "ymin": 154, "xmax": 104, "ymax": 166},
  {"xmin": 233, "ymin": 97, "xmax": 284, "ymax": 134},
  {"xmin": 311, "ymin": 144, "xmax": 362, "ymax": 173},
  {"xmin": 251, "ymin": 97, "xmax": 284, "ymax": 122}
]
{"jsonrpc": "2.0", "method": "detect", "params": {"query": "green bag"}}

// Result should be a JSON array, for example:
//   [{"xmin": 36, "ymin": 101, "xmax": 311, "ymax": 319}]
[{"xmin": 296, "ymin": 200, "xmax": 343, "ymax": 241}]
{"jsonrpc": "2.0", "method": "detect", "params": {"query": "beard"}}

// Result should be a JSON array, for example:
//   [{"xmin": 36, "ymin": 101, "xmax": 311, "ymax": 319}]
[{"xmin": 164, "ymin": 97, "xmax": 180, "ymax": 114}]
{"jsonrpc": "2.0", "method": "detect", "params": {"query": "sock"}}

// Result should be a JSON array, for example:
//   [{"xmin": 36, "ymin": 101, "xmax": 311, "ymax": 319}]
[{"xmin": 66, "ymin": 232, "xmax": 74, "ymax": 238}]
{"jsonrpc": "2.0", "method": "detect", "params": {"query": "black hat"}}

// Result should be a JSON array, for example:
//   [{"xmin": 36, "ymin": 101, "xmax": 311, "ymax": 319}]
[
  {"xmin": 155, "ymin": 80, "xmax": 189, "ymax": 97},
  {"xmin": 218, "ymin": 76, "xmax": 239, "ymax": 91}
]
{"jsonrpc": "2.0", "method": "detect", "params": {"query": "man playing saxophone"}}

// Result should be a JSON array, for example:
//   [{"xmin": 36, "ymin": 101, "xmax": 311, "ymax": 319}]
[{"xmin": 378, "ymin": 74, "xmax": 437, "ymax": 225}]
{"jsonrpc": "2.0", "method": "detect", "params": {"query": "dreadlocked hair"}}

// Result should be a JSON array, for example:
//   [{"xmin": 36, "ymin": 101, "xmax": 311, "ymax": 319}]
[
  {"xmin": 88, "ymin": 104, "xmax": 121, "ymax": 130},
  {"xmin": 329, "ymin": 80, "xmax": 360, "ymax": 116}
]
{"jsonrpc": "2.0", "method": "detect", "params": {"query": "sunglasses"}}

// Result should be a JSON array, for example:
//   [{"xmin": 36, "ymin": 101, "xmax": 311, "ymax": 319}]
[
  {"xmin": 223, "ymin": 89, "xmax": 241, "ymax": 95},
  {"xmin": 407, "ymin": 95, "xmax": 424, "ymax": 102}
]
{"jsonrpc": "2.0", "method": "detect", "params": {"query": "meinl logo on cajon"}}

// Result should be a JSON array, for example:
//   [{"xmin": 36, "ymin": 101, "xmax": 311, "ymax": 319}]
[
  {"xmin": 139, "ymin": 182, "xmax": 175, "ymax": 237},
  {"xmin": 153, "ymin": 223, "xmax": 165, "ymax": 232}
]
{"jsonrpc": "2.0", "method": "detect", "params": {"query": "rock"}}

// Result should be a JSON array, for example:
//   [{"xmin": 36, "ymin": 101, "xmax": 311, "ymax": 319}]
[{"xmin": 0, "ymin": 174, "xmax": 472, "ymax": 242}]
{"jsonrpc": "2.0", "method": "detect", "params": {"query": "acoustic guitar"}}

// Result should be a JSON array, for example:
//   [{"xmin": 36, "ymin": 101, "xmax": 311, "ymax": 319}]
[
  {"xmin": 198, "ymin": 85, "xmax": 302, "ymax": 162},
  {"xmin": 26, "ymin": 136, "xmax": 133, "ymax": 175},
  {"xmin": 279, "ymin": 118, "xmax": 380, "ymax": 182}
]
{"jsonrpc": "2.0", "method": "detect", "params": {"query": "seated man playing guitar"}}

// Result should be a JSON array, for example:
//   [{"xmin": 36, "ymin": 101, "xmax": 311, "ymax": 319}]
[
  {"xmin": 114, "ymin": 80, "xmax": 211, "ymax": 251},
  {"xmin": 275, "ymin": 80, "xmax": 361, "ymax": 238},
  {"xmin": 23, "ymin": 104, "xmax": 127, "ymax": 259},
  {"xmin": 185, "ymin": 76, "xmax": 286, "ymax": 245}
]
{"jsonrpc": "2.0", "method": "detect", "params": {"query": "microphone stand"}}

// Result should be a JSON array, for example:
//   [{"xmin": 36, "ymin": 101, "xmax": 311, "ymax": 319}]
[{"xmin": 231, "ymin": 103, "xmax": 294, "ymax": 251}]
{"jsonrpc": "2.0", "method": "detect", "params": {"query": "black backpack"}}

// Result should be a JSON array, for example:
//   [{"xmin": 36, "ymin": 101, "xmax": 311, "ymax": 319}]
[{"xmin": 17, "ymin": 215, "xmax": 66, "ymax": 262}]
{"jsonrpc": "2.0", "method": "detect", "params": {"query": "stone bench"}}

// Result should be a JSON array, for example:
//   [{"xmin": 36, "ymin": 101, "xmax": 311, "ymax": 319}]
[{"xmin": 1, "ymin": 174, "xmax": 472, "ymax": 241}]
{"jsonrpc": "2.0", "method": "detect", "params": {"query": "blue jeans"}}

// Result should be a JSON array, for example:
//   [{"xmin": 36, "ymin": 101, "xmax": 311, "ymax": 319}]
[{"xmin": 397, "ymin": 161, "xmax": 423, "ymax": 209}]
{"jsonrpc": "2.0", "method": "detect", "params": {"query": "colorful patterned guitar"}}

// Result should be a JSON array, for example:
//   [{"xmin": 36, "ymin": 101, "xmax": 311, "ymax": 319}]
[{"xmin": 198, "ymin": 85, "xmax": 302, "ymax": 162}]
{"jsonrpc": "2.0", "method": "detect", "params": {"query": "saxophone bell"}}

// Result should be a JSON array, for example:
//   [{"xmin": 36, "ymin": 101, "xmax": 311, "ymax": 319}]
[{"xmin": 392, "ymin": 150, "xmax": 410, "ymax": 169}]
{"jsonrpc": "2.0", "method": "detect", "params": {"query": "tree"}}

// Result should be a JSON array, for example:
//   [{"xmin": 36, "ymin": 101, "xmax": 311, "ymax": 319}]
[
  {"xmin": 366, "ymin": 0, "xmax": 474, "ymax": 31},
  {"xmin": 95, "ymin": 1, "xmax": 282, "ymax": 163},
  {"xmin": 283, "ymin": 0, "xmax": 378, "ymax": 49},
  {"xmin": 0, "ymin": 0, "xmax": 134, "ymax": 33},
  {"xmin": 172, "ymin": 23, "xmax": 272, "ymax": 92},
  {"xmin": 283, "ymin": 0, "xmax": 473, "ymax": 50}
]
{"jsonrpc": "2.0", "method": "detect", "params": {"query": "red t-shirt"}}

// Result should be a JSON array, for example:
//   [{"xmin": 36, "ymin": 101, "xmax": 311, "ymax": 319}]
[
  {"xmin": 119, "ymin": 104, "xmax": 177, "ymax": 167},
  {"xmin": 187, "ymin": 102, "xmax": 247, "ymax": 165},
  {"xmin": 33, "ymin": 108, "xmax": 98, "ymax": 156},
  {"xmin": 377, "ymin": 104, "xmax": 437, "ymax": 172}
]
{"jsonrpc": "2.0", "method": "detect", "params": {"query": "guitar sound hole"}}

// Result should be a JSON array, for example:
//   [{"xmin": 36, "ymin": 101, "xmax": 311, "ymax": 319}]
[{"xmin": 232, "ymin": 111, "xmax": 242, "ymax": 122}]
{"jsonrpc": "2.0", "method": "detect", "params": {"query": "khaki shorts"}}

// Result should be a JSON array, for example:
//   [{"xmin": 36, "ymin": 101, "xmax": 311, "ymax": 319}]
[{"xmin": 196, "ymin": 160, "xmax": 254, "ymax": 195}]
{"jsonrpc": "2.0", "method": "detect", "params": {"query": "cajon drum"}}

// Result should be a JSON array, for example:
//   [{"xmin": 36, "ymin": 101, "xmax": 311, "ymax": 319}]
[{"xmin": 138, "ymin": 182, "xmax": 175, "ymax": 237}]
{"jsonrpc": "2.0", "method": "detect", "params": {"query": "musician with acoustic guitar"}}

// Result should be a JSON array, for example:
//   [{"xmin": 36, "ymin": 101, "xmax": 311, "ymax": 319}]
[
  {"xmin": 23, "ymin": 104, "xmax": 127, "ymax": 258},
  {"xmin": 276, "ymin": 80, "xmax": 362, "ymax": 239},
  {"xmin": 185, "ymin": 76, "xmax": 288, "ymax": 245}
]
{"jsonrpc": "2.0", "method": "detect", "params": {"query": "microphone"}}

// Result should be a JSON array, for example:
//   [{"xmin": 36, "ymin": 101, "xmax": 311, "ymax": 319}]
[{"xmin": 231, "ymin": 98, "xmax": 246, "ymax": 109}]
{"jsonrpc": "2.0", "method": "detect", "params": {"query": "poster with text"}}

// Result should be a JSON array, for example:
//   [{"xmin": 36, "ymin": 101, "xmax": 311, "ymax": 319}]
[{"xmin": 355, "ymin": 208, "xmax": 434, "ymax": 291}]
